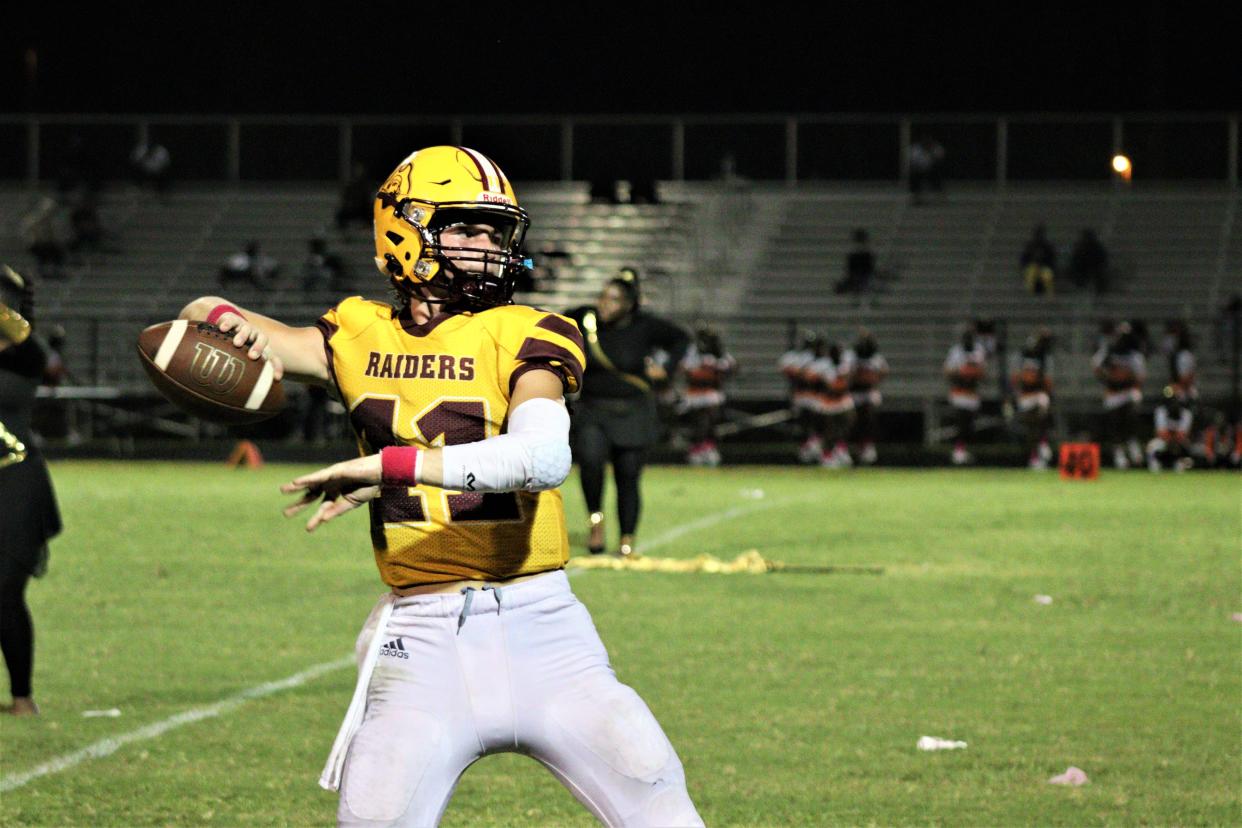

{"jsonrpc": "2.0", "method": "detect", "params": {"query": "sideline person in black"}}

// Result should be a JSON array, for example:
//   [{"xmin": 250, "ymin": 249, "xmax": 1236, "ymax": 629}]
[
  {"xmin": 566, "ymin": 270, "xmax": 688, "ymax": 557},
  {"xmin": 0, "ymin": 266, "xmax": 62, "ymax": 717}
]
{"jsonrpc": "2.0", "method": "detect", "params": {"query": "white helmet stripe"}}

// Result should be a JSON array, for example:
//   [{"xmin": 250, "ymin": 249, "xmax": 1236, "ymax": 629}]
[{"xmin": 461, "ymin": 146, "xmax": 501, "ymax": 193}]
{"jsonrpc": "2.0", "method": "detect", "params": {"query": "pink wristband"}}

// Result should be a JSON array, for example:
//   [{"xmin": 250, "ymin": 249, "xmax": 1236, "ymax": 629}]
[
  {"xmin": 381, "ymin": 446, "xmax": 423, "ymax": 485},
  {"xmin": 206, "ymin": 303, "xmax": 245, "ymax": 326}
]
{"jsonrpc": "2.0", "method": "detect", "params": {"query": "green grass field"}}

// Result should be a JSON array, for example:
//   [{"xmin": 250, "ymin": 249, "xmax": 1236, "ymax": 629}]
[{"xmin": 1, "ymin": 462, "xmax": 1238, "ymax": 826}]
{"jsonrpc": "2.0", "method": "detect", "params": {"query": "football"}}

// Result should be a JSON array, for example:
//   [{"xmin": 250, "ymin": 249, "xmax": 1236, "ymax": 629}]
[{"xmin": 136, "ymin": 320, "xmax": 285, "ymax": 424}]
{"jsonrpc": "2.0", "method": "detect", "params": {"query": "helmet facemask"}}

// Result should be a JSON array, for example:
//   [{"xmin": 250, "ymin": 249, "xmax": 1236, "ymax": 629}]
[{"xmin": 379, "ymin": 195, "xmax": 530, "ymax": 309}]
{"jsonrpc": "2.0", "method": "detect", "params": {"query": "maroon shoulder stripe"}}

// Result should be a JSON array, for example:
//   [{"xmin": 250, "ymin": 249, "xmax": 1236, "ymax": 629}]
[
  {"xmin": 513, "ymin": 337, "xmax": 585, "ymax": 394},
  {"xmin": 314, "ymin": 314, "xmax": 342, "ymax": 396},
  {"xmin": 535, "ymin": 315, "xmax": 586, "ymax": 350}
]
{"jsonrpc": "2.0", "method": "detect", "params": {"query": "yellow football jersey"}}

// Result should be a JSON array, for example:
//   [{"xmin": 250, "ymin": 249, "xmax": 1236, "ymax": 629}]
[{"xmin": 316, "ymin": 297, "xmax": 586, "ymax": 587}]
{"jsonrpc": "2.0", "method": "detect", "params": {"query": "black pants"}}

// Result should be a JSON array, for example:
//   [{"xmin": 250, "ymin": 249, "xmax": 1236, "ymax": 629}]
[
  {"xmin": 685, "ymin": 407, "xmax": 719, "ymax": 445},
  {"xmin": 853, "ymin": 402, "xmax": 878, "ymax": 444},
  {"xmin": 955, "ymin": 406, "xmax": 976, "ymax": 443},
  {"xmin": 1105, "ymin": 403, "xmax": 1136, "ymax": 448},
  {"xmin": 0, "ymin": 554, "xmax": 34, "ymax": 699},
  {"xmin": 575, "ymin": 422, "xmax": 646, "ymax": 536}
]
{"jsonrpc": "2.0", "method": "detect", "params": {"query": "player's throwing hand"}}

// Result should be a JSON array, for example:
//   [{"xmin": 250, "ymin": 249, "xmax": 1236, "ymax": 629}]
[{"xmin": 281, "ymin": 455, "xmax": 382, "ymax": 531}]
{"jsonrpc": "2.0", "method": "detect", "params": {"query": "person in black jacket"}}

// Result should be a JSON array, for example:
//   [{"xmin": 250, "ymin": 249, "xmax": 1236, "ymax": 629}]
[
  {"xmin": 0, "ymin": 266, "xmax": 62, "ymax": 717},
  {"xmin": 566, "ymin": 269, "xmax": 688, "ymax": 556}
]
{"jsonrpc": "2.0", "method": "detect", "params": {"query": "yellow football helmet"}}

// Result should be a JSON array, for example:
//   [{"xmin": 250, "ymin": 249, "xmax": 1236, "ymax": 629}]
[{"xmin": 373, "ymin": 146, "xmax": 530, "ymax": 307}]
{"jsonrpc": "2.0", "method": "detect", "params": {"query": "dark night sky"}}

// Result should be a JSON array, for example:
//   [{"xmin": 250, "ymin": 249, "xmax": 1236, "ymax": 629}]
[{"xmin": 5, "ymin": 3, "xmax": 1239, "ymax": 116}]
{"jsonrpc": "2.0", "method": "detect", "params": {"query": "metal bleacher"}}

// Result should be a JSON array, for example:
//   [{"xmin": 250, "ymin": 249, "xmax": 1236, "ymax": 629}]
[
  {"xmin": 1, "ymin": 181, "xmax": 1238, "ymax": 413},
  {"xmin": 0, "ymin": 182, "xmax": 698, "ymax": 389},
  {"xmin": 677, "ymin": 183, "xmax": 1241, "ymax": 409}
]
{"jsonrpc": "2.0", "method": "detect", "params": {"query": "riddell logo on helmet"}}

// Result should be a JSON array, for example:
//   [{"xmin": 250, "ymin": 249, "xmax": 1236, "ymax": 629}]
[{"xmin": 478, "ymin": 192, "xmax": 513, "ymax": 205}]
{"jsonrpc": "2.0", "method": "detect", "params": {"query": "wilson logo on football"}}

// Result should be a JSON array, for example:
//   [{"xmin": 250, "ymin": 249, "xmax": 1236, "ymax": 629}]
[{"xmin": 189, "ymin": 342, "xmax": 245, "ymax": 393}]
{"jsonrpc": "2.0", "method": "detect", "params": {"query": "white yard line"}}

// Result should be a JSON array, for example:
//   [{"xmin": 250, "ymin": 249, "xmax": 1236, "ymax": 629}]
[
  {"xmin": 5, "ymin": 493, "xmax": 816, "ymax": 791},
  {"xmin": 570, "ymin": 489, "xmax": 817, "ymax": 569},
  {"xmin": 639, "ymin": 496, "xmax": 807, "ymax": 554},
  {"xmin": 0, "ymin": 656, "xmax": 352, "ymax": 793}
]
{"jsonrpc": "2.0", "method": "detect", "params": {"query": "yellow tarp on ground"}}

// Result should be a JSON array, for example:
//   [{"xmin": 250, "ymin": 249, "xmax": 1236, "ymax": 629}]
[{"xmin": 567, "ymin": 549, "xmax": 770, "ymax": 574}]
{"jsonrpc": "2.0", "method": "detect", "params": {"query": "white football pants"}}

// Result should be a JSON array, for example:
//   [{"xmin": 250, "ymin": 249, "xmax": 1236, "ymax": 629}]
[{"xmin": 331, "ymin": 570, "xmax": 703, "ymax": 828}]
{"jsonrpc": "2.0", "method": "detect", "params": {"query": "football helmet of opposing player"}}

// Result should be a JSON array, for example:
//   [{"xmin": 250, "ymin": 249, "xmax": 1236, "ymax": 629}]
[{"xmin": 373, "ymin": 146, "xmax": 530, "ymax": 308}]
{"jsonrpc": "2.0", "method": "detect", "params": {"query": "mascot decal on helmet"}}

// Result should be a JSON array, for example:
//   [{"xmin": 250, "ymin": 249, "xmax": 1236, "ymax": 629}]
[{"xmin": 373, "ymin": 146, "xmax": 531, "ymax": 308}]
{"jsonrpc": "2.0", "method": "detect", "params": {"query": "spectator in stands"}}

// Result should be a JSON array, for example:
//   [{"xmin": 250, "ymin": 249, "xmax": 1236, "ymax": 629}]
[
  {"xmin": 129, "ymin": 140, "xmax": 172, "ymax": 195},
  {"xmin": 335, "ymin": 162, "xmax": 373, "ymax": 236},
  {"xmin": 1011, "ymin": 328, "xmax": 1055, "ymax": 470},
  {"xmin": 1146, "ymin": 385, "xmax": 1194, "ymax": 472},
  {"xmin": 780, "ymin": 330, "xmax": 827, "ymax": 464},
  {"xmin": 1092, "ymin": 321, "xmax": 1146, "ymax": 468},
  {"xmin": 523, "ymin": 242, "xmax": 570, "ymax": 294},
  {"xmin": 20, "ymin": 197, "xmax": 68, "ymax": 281},
  {"xmin": 678, "ymin": 323, "xmax": 736, "ymax": 466},
  {"xmin": 1020, "ymin": 224, "xmax": 1057, "ymax": 296},
  {"xmin": 1068, "ymin": 229, "xmax": 1109, "ymax": 293},
  {"xmin": 300, "ymin": 236, "xmax": 349, "ymax": 293},
  {"xmin": 588, "ymin": 177, "xmax": 617, "ymax": 204},
  {"xmin": 847, "ymin": 328, "xmax": 888, "ymax": 465},
  {"xmin": 1161, "ymin": 320, "xmax": 1198, "ymax": 403},
  {"xmin": 908, "ymin": 134, "xmax": 945, "ymax": 204},
  {"xmin": 219, "ymin": 241, "xmax": 279, "ymax": 290},
  {"xmin": 811, "ymin": 340, "xmax": 856, "ymax": 468},
  {"xmin": 67, "ymin": 192, "xmax": 120, "ymax": 260},
  {"xmin": 944, "ymin": 326, "xmax": 988, "ymax": 465},
  {"xmin": 835, "ymin": 229, "xmax": 875, "ymax": 294},
  {"xmin": 629, "ymin": 176, "xmax": 660, "ymax": 205},
  {"xmin": 56, "ymin": 133, "xmax": 103, "ymax": 198},
  {"xmin": 717, "ymin": 152, "xmax": 747, "ymax": 185}
]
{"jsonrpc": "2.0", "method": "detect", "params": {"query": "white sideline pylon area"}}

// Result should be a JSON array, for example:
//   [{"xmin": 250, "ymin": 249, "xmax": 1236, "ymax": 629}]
[{"xmin": 0, "ymin": 656, "xmax": 352, "ymax": 793}]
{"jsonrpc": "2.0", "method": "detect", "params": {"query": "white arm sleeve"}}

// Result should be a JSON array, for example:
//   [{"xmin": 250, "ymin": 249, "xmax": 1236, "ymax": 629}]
[{"xmin": 439, "ymin": 397, "xmax": 572, "ymax": 493}]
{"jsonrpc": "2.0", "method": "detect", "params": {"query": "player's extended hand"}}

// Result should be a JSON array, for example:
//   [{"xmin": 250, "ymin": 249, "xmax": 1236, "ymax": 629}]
[
  {"xmin": 280, "ymin": 454, "xmax": 383, "ymax": 532},
  {"xmin": 215, "ymin": 312, "xmax": 284, "ymax": 381}
]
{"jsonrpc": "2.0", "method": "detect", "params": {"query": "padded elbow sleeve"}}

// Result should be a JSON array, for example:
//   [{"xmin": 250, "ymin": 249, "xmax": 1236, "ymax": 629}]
[{"xmin": 440, "ymin": 398, "xmax": 571, "ymax": 493}]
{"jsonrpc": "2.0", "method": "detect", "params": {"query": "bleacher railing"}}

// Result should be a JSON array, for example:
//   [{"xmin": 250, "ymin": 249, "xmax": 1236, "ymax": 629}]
[{"xmin": 2, "ymin": 112, "xmax": 1238, "ymax": 186}]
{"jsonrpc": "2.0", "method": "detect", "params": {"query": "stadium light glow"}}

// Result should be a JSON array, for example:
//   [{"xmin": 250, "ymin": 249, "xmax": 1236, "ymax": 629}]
[{"xmin": 1111, "ymin": 154, "xmax": 1132, "ymax": 178}]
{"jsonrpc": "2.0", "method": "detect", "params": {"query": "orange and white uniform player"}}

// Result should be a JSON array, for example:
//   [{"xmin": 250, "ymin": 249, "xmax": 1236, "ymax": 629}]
[
  {"xmin": 1147, "ymin": 390, "xmax": 1194, "ymax": 471},
  {"xmin": 944, "ymin": 337, "xmax": 987, "ymax": 412},
  {"xmin": 679, "ymin": 341, "xmax": 736, "ymax": 413},
  {"xmin": 178, "ymin": 146, "xmax": 702, "ymax": 828},
  {"xmin": 1011, "ymin": 334, "xmax": 1055, "ymax": 468},
  {"xmin": 845, "ymin": 333, "xmax": 888, "ymax": 465},
  {"xmin": 944, "ymin": 331, "xmax": 988, "ymax": 464},
  {"xmin": 678, "ymin": 331, "xmax": 736, "ymax": 466},
  {"xmin": 1091, "ymin": 342, "xmax": 1146, "ymax": 412},
  {"xmin": 779, "ymin": 334, "xmax": 827, "ymax": 463},
  {"xmin": 808, "ymin": 344, "xmax": 856, "ymax": 467},
  {"xmin": 1170, "ymin": 346, "xmax": 1197, "ymax": 403}
]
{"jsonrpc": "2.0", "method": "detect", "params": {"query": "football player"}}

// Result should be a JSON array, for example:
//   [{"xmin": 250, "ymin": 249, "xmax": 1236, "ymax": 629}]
[
  {"xmin": 845, "ymin": 328, "xmax": 888, "ymax": 465},
  {"xmin": 944, "ymin": 326, "xmax": 988, "ymax": 465},
  {"xmin": 178, "ymin": 147, "xmax": 702, "ymax": 827},
  {"xmin": 679, "ymin": 323, "xmax": 736, "ymax": 466},
  {"xmin": 1147, "ymin": 385, "xmax": 1194, "ymax": 472},
  {"xmin": 779, "ymin": 330, "xmax": 827, "ymax": 463},
  {"xmin": 1092, "ymin": 321, "xmax": 1147, "ymax": 468},
  {"xmin": 810, "ymin": 340, "xmax": 856, "ymax": 468},
  {"xmin": 1011, "ymin": 328, "xmax": 1055, "ymax": 470}
]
